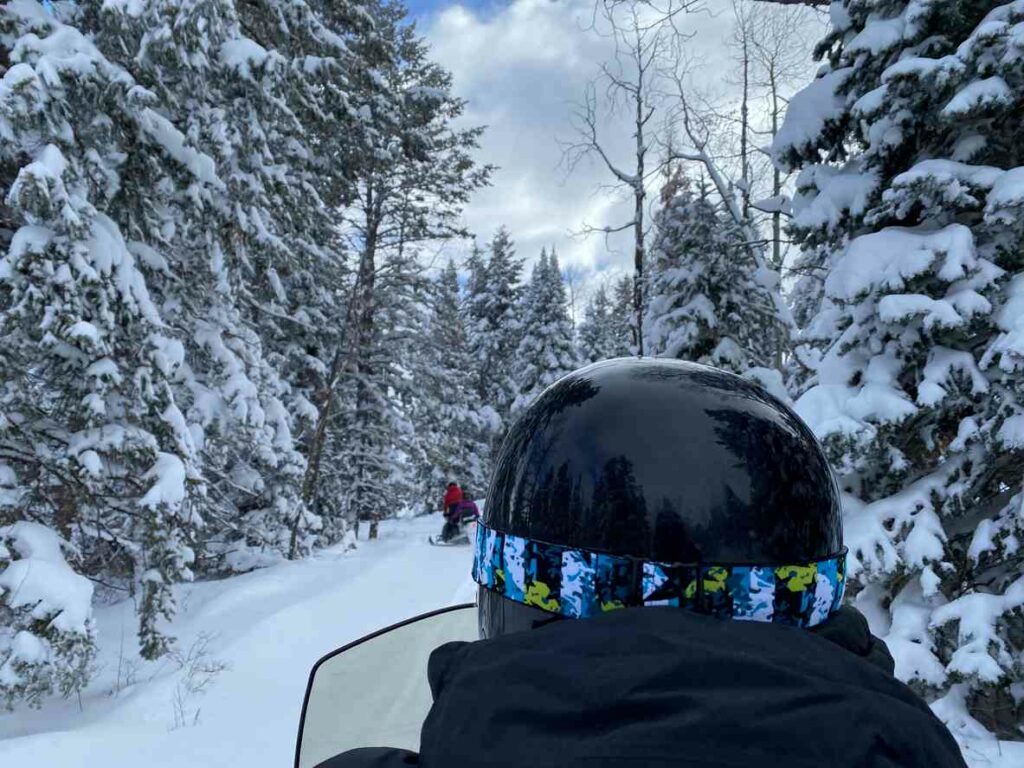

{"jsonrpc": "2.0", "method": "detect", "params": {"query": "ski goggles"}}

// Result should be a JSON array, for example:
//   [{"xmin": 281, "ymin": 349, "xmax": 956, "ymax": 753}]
[{"xmin": 472, "ymin": 522, "xmax": 846, "ymax": 628}]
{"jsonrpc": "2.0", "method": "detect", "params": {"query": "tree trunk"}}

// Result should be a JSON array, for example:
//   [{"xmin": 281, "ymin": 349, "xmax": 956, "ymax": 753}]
[
  {"xmin": 769, "ymin": 65, "xmax": 786, "ymax": 370},
  {"xmin": 739, "ymin": 29, "xmax": 751, "ymax": 219},
  {"xmin": 634, "ymin": 60, "xmax": 646, "ymax": 357},
  {"xmin": 54, "ymin": 483, "xmax": 77, "ymax": 540},
  {"xmin": 769, "ymin": 66, "xmax": 783, "ymax": 272},
  {"xmin": 633, "ymin": 190, "xmax": 645, "ymax": 357},
  {"xmin": 355, "ymin": 191, "xmax": 381, "ymax": 540},
  {"xmin": 291, "ymin": 286, "xmax": 361, "ymax": 558}
]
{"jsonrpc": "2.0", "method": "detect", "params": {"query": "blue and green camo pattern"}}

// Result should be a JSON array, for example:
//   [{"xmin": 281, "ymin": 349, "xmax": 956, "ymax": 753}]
[{"xmin": 472, "ymin": 522, "xmax": 846, "ymax": 628}]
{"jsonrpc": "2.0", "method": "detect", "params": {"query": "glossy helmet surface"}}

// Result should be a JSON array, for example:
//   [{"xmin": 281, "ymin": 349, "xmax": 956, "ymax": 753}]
[{"xmin": 479, "ymin": 358, "xmax": 842, "ymax": 638}]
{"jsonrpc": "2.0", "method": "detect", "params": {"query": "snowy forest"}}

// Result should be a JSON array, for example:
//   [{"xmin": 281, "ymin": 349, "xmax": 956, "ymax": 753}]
[{"xmin": 1, "ymin": 0, "xmax": 1023, "ymax": 758}]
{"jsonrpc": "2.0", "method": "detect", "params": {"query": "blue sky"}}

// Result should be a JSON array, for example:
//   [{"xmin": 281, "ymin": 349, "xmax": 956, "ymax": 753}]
[{"xmin": 406, "ymin": 0, "xmax": 508, "ymax": 20}]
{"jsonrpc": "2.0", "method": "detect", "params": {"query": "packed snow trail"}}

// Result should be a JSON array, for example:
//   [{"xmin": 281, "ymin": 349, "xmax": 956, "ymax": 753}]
[
  {"xmin": 0, "ymin": 514, "xmax": 476, "ymax": 768},
  {"xmin": 0, "ymin": 513, "xmax": 1021, "ymax": 768}
]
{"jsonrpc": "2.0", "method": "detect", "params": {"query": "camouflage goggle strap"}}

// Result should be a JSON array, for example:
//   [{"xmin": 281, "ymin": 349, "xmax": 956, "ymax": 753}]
[{"xmin": 472, "ymin": 522, "xmax": 846, "ymax": 629}]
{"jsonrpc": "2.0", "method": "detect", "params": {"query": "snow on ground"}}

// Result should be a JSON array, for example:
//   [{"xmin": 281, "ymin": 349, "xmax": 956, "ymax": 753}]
[
  {"xmin": 0, "ymin": 514, "xmax": 476, "ymax": 768},
  {"xmin": 1, "ymin": 512, "xmax": 1021, "ymax": 767},
  {"xmin": 959, "ymin": 739, "xmax": 1024, "ymax": 768}
]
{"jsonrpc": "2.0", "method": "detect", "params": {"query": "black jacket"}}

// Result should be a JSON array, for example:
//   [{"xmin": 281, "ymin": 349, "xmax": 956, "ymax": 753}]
[{"xmin": 318, "ymin": 607, "xmax": 965, "ymax": 768}]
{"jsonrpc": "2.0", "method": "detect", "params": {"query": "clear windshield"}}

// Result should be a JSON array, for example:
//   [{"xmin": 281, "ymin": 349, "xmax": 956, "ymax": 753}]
[{"xmin": 296, "ymin": 605, "xmax": 478, "ymax": 768}]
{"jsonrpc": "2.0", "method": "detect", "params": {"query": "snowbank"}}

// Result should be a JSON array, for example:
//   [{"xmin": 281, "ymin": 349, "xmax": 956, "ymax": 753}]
[
  {"xmin": 0, "ymin": 515, "xmax": 475, "ymax": 767},
  {"xmin": 0, "ymin": 522, "xmax": 93, "ymax": 635}
]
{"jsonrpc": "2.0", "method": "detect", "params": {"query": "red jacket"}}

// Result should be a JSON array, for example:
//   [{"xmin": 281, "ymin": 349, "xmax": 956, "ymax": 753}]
[{"xmin": 443, "ymin": 485, "xmax": 463, "ymax": 511}]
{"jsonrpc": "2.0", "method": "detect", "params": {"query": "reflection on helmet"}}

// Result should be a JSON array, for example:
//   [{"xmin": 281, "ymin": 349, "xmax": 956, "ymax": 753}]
[{"xmin": 478, "ymin": 358, "xmax": 843, "ymax": 639}]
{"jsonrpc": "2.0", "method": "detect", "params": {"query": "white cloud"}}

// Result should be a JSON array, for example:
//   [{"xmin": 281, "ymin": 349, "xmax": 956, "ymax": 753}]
[{"xmin": 423, "ymin": 0, "xmax": 637, "ymax": 275}]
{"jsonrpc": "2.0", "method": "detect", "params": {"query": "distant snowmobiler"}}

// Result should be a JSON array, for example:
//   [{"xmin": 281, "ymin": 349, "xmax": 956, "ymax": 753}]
[{"xmin": 430, "ymin": 483, "xmax": 479, "ymax": 545}]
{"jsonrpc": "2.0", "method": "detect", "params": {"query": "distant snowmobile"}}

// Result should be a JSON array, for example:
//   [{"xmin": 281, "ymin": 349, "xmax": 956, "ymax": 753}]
[{"xmin": 428, "ymin": 500, "xmax": 479, "ymax": 546}]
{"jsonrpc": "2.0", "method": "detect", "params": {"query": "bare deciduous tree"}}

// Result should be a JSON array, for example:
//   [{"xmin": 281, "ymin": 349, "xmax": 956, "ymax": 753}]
[
  {"xmin": 663, "ymin": 50, "xmax": 796, "ymax": 369},
  {"xmin": 732, "ymin": 1, "xmax": 754, "ymax": 219},
  {"xmin": 565, "ymin": 0, "xmax": 821, "ymax": 359},
  {"xmin": 564, "ymin": 0, "xmax": 704, "ymax": 356},
  {"xmin": 561, "ymin": 260, "xmax": 590, "ymax": 331},
  {"xmin": 745, "ymin": 2, "xmax": 822, "ymax": 270}
]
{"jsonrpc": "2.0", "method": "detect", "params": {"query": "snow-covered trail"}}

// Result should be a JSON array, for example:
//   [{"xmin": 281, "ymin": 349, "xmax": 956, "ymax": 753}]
[
  {"xmin": 0, "ymin": 514, "xmax": 475, "ymax": 768},
  {"xmin": 1, "ymin": 512, "xmax": 1022, "ymax": 768}
]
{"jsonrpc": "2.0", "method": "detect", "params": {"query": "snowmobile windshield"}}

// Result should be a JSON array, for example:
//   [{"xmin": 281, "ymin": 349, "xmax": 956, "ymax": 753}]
[{"xmin": 295, "ymin": 604, "xmax": 477, "ymax": 768}]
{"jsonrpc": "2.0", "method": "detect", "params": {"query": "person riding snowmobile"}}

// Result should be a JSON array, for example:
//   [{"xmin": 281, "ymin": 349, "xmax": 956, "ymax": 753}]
[
  {"xmin": 317, "ymin": 359, "xmax": 967, "ymax": 768},
  {"xmin": 442, "ymin": 482, "xmax": 463, "ymax": 515},
  {"xmin": 438, "ymin": 482, "xmax": 464, "ymax": 542}
]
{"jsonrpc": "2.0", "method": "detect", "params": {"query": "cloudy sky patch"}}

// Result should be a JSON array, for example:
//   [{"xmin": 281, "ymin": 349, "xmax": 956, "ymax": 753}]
[{"xmin": 413, "ymin": 0, "xmax": 825, "ymax": 283}]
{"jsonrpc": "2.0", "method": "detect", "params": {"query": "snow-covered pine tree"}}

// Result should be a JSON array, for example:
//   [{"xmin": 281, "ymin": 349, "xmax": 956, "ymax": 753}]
[
  {"xmin": 177, "ymin": 0, "xmax": 383, "ymax": 557},
  {"xmin": 466, "ymin": 227, "xmax": 523, "ymax": 437},
  {"xmin": 610, "ymin": 274, "xmax": 638, "ymax": 355},
  {"xmin": 463, "ymin": 241, "xmax": 488, "ymax": 359},
  {"xmin": 0, "ymin": 1, "xmax": 206, "ymax": 678},
  {"xmin": 775, "ymin": 0, "xmax": 1024, "ymax": 737},
  {"xmin": 644, "ymin": 174, "xmax": 778, "ymax": 374},
  {"xmin": 333, "ymin": 0, "xmax": 490, "ymax": 538},
  {"xmin": 273, "ymin": 0, "xmax": 403, "ymax": 547},
  {"xmin": 0, "ymin": 521, "xmax": 95, "ymax": 709},
  {"xmin": 368, "ymin": 250, "xmax": 430, "ymax": 525},
  {"xmin": 459, "ymin": 241, "xmax": 501, "ymax": 481},
  {"xmin": 512, "ymin": 249, "xmax": 580, "ymax": 414},
  {"xmin": 220, "ymin": 0, "xmax": 373, "ymax": 559},
  {"xmin": 0, "ymin": 0, "xmax": 485, "ymax": 705},
  {"xmin": 92, "ymin": 0, "xmax": 351, "ymax": 566},
  {"xmin": 578, "ymin": 283, "xmax": 631, "ymax": 363},
  {"xmin": 412, "ymin": 261, "xmax": 489, "ymax": 506},
  {"xmin": 0, "ymin": 48, "xmax": 15, "ymax": 260},
  {"xmin": 323, "ymin": 254, "xmax": 415, "ymax": 540},
  {"xmin": 464, "ymin": 242, "xmax": 488, "ymax": 314}
]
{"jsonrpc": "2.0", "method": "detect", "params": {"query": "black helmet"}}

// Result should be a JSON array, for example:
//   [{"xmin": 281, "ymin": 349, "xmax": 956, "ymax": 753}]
[{"xmin": 474, "ymin": 358, "xmax": 844, "ymax": 639}]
